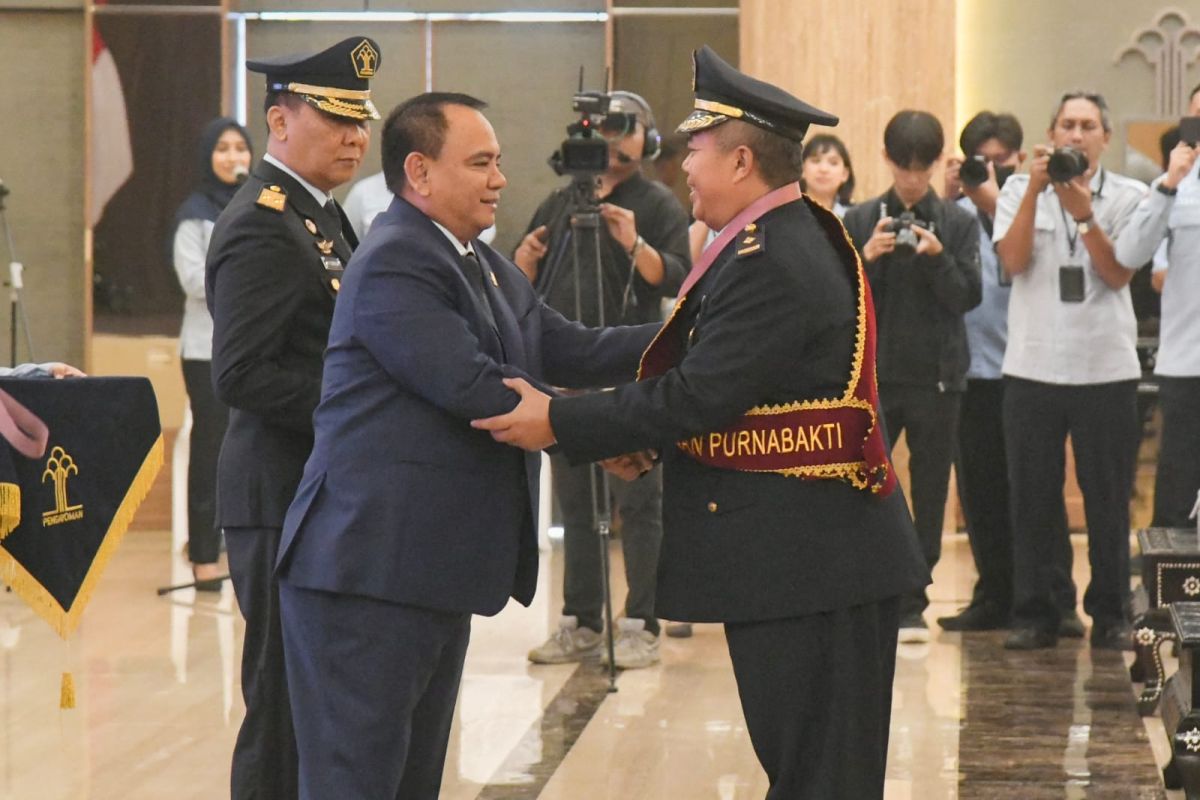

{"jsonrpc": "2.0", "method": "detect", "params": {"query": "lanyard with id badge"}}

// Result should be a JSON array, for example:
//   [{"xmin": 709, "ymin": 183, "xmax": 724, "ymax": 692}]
[{"xmin": 1056, "ymin": 169, "xmax": 1103, "ymax": 303}]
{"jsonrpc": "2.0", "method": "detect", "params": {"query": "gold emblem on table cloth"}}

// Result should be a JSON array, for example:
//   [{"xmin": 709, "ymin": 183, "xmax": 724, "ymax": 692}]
[
  {"xmin": 42, "ymin": 446, "xmax": 84, "ymax": 527},
  {"xmin": 1183, "ymin": 728, "xmax": 1200, "ymax": 753},
  {"xmin": 1135, "ymin": 626, "xmax": 1157, "ymax": 647},
  {"xmin": 1184, "ymin": 575, "xmax": 1200, "ymax": 597}
]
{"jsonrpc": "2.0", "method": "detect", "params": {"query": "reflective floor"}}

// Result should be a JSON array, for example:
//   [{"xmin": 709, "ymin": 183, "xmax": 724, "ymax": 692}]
[{"xmin": 0, "ymin": 531, "xmax": 1176, "ymax": 799}]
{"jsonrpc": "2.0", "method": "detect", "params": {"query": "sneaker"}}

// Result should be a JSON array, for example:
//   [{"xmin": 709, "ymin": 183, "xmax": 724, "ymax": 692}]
[
  {"xmin": 898, "ymin": 613, "xmax": 930, "ymax": 644},
  {"xmin": 665, "ymin": 622, "xmax": 693, "ymax": 638},
  {"xmin": 937, "ymin": 604, "xmax": 1008, "ymax": 632},
  {"xmin": 528, "ymin": 616, "xmax": 603, "ymax": 664},
  {"xmin": 1058, "ymin": 610, "xmax": 1086, "ymax": 639},
  {"xmin": 602, "ymin": 618, "xmax": 661, "ymax": 669}
]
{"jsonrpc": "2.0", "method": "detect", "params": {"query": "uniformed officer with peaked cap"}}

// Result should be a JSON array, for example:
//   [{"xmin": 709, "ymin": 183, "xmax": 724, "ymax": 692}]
[
  {"xmin": 475, "ymin": 45, "xmax": 928, "ymax": 799},
  {"xmin": 204, "ymin": 35, "xmax": 380, "ymax": 800}
]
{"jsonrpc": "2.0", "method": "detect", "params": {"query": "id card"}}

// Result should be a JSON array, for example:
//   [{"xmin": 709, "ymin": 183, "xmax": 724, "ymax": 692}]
[{"xmin": 1059, "ymin": 265, "xmax": 1085, "ymax": 303}]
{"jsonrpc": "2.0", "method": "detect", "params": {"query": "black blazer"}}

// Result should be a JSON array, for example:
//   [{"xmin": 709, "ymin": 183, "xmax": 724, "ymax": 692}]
[
  {"xmin": 205, "ymin": 160, "xmax": 356, "ymax": 529},
  {"xmin": 550, "ymin": 198, "xmax": 929, "ymax": 622},
  {"xmin": 276, "ymin": 196, "xmax": 658, "ymax": 616}
]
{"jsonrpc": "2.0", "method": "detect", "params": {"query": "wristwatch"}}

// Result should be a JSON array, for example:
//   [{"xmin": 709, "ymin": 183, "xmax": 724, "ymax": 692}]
[{"xmin": 1074, "ymin": 214, "xmax": 1095, "ymax": 235}]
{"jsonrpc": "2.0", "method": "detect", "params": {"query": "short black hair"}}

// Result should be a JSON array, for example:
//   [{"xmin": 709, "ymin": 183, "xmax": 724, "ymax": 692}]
[
  {"xmin": 1161, "ymin": 125, "xmax": 1181, "ymax": 170},
  {"xmin": 959, "ymin": 111, "xmax": 1023, "ymax": 158},
  {"xmin": 262, "ymin": 90, "xmax": 304, "ymax": 129},
  {"xmin": 883, "ymin": 110, "xmax": 944, "ymax": 169},
  {"xmin": 712, "ymin": 120, "xmax": 803, "ymax": 189},
  {"xmin": 799, "ymin": 133, "xmax": 855, "ymax": 205},
  {"xmin": 382, "ymin": 92, "xmax": 488, "ymax": 195},
  {"xmin": 1050, "ymin": 90, "xmax": 1111, "ymax": 133}
]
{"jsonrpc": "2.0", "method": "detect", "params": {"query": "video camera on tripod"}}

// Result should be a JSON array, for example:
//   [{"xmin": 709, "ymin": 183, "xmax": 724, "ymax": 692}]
[{"xmin": 548, "ymin": 90, "xmax": 614, "ymax": 184}]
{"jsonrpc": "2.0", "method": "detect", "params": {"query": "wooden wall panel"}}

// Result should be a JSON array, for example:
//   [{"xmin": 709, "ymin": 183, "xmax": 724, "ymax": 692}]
[{"xmin": 740, "ymin": 0, "xmax": 956, "ymax": 202}]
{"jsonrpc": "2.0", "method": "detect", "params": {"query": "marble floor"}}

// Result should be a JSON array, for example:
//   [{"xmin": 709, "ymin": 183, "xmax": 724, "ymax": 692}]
[{"xmin": 0, "ymin": 530, "xmax": 1177, "ymax": 799}]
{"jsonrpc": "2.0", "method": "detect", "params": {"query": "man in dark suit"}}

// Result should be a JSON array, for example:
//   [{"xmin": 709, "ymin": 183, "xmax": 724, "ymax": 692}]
[
  {"xmin": 474, "ymin": 47, "xmax": 929, "ymax": 799},
  {"xmin": 276, "ymin": 92, "xmax": 657, "ymax": 799},
  {"xmin": 205, "ymin": 37, "xmax": 381, "ymax": 800}
]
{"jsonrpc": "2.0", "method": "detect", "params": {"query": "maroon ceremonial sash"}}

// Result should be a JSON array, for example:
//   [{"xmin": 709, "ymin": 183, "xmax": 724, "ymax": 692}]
[{"xmin": 638, "ymin": 184, "xmax": 896, "ymax": 496}]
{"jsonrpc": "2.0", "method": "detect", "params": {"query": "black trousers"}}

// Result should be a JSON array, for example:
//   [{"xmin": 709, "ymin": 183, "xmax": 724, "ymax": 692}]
[
  {"xmin": 226, "ymin": 526, "xmax": 298, "ymax": 800},
  {"xmin": 553, "ymin": 453, "xmax": 663, "ymax": 635},
  {"xmin": 182, "ymin": 359, "xmax": 228, "ymax": 564},
  {"xmin": 1004, "ymin": 378, "xmax": 1138, "ymax": 633},
  {"xmin": 1152, "ymin": 376, "xmax": 1200, "ymax": 528},
  {"xmin": 956, "ymin": 379, "xmax": 1076, "ymax": 616},
  {"xmin": 725, "ymin": 596, "xmax": 900, "ymax": 800},
  {"xmin": 280, "ymin": 583, "xmax": 469, "ymax": 800},
  {"xmin": 881, "ymin": 385, "xmax": 961, "ymax": 617}
]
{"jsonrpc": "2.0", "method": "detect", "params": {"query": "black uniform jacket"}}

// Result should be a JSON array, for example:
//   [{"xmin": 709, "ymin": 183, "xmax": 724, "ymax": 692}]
[
  {"xmin": 550, "ymin": 197, "xmax": 929, "ymax": 622},
  {"xmin": 205, "ymin": 159, "xmax": 356, "ymax": 529},
  {"xmin": 277, "ymin": 196, "xmax": 657, "ymax": 615}
]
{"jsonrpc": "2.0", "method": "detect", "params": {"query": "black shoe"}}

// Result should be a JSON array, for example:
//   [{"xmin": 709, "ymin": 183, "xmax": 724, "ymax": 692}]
[
  {"xmin": 937, "ymin": 604, "xmax": 1009, "ymax": 631},
  {"xmin": 1004, "ymin": 627, "xmax": 1058, "ymax": 650},
  {"xmin": 898, "ymin": 612, "xmax": 930, "ymax": 643},
  {"xmin": 1058, "ymin": 610, "xmax": 1086, "ymax": 639},
  {"xmin": 1091, "ymin": 621, "xmax": 1133, "ymax": 651}
]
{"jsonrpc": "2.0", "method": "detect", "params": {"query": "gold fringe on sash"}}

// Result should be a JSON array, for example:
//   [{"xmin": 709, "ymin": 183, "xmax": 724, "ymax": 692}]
[
  {"xmin": 0, "ymin": 482, "xmax": 20, "ymax": 540},
  {"xmin": 0, "ymin": 434, "xmax": 164, "ymax": 639}
]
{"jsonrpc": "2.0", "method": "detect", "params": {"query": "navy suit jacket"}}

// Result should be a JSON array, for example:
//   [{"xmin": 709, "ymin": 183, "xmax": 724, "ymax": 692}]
[{"xmin": 277, "ymin": 196, "xmax": 657, "ymax": 616}]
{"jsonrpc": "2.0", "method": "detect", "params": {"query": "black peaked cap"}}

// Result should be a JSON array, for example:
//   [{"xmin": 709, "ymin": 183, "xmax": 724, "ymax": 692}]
[{"xmin": 248, "ymin": 36, "xmax": 382, "ymax": 121}]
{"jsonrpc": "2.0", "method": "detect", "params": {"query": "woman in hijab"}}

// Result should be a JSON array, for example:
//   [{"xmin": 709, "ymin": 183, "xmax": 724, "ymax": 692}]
[{"xmin": 171, "ymin": 117, "xmax": 252, "ymax": 590}]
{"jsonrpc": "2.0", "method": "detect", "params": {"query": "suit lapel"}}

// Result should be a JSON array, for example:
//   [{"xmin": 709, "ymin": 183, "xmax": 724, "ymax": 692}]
[{"xmin": 475, "ymin": 248, "xmax": 525, "ymax": 370}]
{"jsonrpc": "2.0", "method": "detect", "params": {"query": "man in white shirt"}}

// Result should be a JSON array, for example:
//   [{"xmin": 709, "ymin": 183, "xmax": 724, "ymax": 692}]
[
  {"xmin": 994, "ymin": 90, "xmax": 1148, "ymax": 651},
  {"xmin": 1116, "ymin": 84, "xmax": 1200, "ymax": 529}
]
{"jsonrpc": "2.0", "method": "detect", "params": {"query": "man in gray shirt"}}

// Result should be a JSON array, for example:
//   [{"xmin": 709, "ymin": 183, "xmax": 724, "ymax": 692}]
[{"xmin": 1116, "ymin": 83, "xmax": 1200, "ymax": 529}]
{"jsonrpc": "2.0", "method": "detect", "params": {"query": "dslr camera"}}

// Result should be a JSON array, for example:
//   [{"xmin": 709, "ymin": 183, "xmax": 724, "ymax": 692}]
[
  {"xmin": 1047, "ymin": 146, "xmax": 1088, "ymax": 183},
  {"xmin": 959, "ymin": 156, "xmax": 1015, "ymax": 190},
  {"xmin": 549, "ymin": 90, "xmax": 613, "ymax": 179},
  {"xmin": 888, "ymin": 211, "xmax": 932, "ymax": 256}
]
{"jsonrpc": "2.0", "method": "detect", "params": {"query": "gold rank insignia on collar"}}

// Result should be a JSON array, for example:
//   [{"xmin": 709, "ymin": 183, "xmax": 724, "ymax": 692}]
[
  {"xmin": 256, "ymin": 185, "xmax": 287, "ymax": 213},
  {"xmin": 316, "ymin": 239, "xmax": 334, "ymax": 255},
  {"xmin": 304, "ymin": 218, "xmax": 319, "ymax": 235},
  {"xmin": 736, "ymin": 222, "xmax": 764, "ymax": 258}
]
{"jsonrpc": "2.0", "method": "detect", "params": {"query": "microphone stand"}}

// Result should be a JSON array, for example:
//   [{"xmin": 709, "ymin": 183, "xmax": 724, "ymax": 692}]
[{"xmin": 0, "ymin": 183, "xmax": 35, "ymax": 367}]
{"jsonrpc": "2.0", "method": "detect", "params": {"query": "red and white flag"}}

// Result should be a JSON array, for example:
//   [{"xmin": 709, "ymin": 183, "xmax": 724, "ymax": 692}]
[{"xmin": 89, "ymin": 0, "xmax": 133, "ymax": 228}]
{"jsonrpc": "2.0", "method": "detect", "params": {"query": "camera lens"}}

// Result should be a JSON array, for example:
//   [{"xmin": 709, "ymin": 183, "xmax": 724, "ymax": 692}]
[
  {"xmin": 959, "ymin": 157, "xmax": 989, "ymax": 188},
  {"xmin": 1047, "ymin": 147, "xmax": 1088, "ymax": 183}
]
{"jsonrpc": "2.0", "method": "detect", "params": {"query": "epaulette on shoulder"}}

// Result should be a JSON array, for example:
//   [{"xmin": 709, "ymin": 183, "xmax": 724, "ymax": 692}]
[
  {"xmin": 255, "ymin": 184, "xmax": 287, "ymax": 213},
  {"xmin": 735, "ymin": 222, "xmax": 764, "ymax": 259}
]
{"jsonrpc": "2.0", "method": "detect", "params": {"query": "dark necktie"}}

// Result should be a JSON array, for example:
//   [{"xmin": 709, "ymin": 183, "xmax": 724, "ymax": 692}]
[
  {"xmin": 323, "ymin": 198, "xmax": 350, "ymax": 248},
  {"xmin": 462, "ymin": 251, "xmax": 497, "ymax": 329}
]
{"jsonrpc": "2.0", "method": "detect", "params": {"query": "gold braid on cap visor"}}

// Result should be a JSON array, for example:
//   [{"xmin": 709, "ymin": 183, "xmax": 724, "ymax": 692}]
[{"xmin": 297, "ymin": 93, "xmax": 379, "ymax": 121}]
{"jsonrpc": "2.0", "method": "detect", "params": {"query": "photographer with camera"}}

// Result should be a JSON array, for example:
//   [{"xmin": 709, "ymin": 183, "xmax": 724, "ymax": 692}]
[
  {"xmin": 936, "ymin": 112, "xmax": 1082, "ymax": 634},
  {"xmin": 994, "ymin": 91, "xmax": 1148, "ymax": 651},
  {"xmin": 515, "ymin": 91, "xmax": 690, "ymax": 669},
  {"xmin": 1116, "ymin": 84, "xmax": 1200, "ymax": 530},
  {"xmin": 843, "ymin": 110, "xmax": 982, "ymax": 643}
]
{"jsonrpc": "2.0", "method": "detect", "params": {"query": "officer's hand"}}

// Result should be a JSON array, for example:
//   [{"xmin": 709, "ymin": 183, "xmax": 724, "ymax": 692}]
[
  {"xmin": 514, "ymin": 226, "xmax": 549, "ymax": 282},
  {"xmin": 863, "ymin": 216, "xmax": 896, "ymax": 263},
  {"xmin": 600, "ymin": 450, "xmax": 656, "ymax": 481},
  {"xmin": 599, "ymin": 204, "xmax": 638, "ymax": 253},
  {"xmin": 1029, "ymin": 145, "xmax": 1052, "ymax": 193},
  {"xmin": 1053, "ymin": 176, "xmax": 1092, "ymax": 224},
  {"xmin": 1163, "ymin": 142, "xmax": 1199, "ymax": 191},
  {"xmin": 471, "ymin": 378, "xmax": 556, "ymax": 451},
  {"xmin": 912, "ymin": 223, "xmax": 944, "ymax": 257},
  {"xmin": 961, "ymin": 159, "xmax": 1001, "ymax": 218},
  {"xmin": 944, "ymin": 156, "xmax": 964, "ymax": 200},
  {"xmin": 47, "ymin": 363, "xmax": 86, "ymax": 379}
]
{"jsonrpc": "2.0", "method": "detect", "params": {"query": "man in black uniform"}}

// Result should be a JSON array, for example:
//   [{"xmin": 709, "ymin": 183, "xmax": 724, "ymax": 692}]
[
  {"xmin": 205, "ymin": 36, "xmax": 381, "ymax": 800},
  {"xmin": 513, "ymin": 91, "xmax": 690, "ymax": 667},
  {"xmin": 474, "ymin": 47, "xmax": 928, "ymax": 799}
]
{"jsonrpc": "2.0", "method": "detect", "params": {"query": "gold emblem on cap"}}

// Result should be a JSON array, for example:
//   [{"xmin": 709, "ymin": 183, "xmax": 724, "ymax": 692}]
[
  {"xmin": 304, "ymin": 218, "xmax": 318, "ymax": 235},
  {"xmin": 255, "ymin": 187, "xmax": 286, "ymax": 213},
  {"xmin": 351, "ymin": 40, "xmax": 379, "ymax": 79},
  {"xmin": 694, "ymin": 98, "xmax": 745, "ymax": 119},
  {"xmin": 678, "ymin": 112, "xmax": 728, "ymax": 133},
  {"xmin": 316, "ymin": 239, "xmax": 334, "ymax": 255}
]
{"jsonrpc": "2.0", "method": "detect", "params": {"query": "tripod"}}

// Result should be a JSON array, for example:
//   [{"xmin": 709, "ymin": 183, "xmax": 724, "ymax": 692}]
[
  {"xmin": 541, "ymin": 175, "xmax": 632, "ymax": 692},
  {"xmin": 0, "ymin": 183, "xmax": 35, "ymax": 367}
]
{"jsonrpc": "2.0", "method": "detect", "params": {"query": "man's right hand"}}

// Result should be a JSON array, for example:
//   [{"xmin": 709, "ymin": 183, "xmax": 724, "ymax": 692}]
[
  {"xmin": 1163, "ymin": 142, "xmax": 1199, "ymax": 191},
  {"xmin": 1028, "ymin": 145, "xmax": 1053, "ymax": 193},
  {"xmin": 944, "ymin": 156, "xmax": 963, "ymax": 200},
  {"xmin": 961, "ymin": 159, "xmax": 1001, "ymax": 218},
  {"xmin": 513, "ymin": 225, "xmax": 549, "ymax": 282},
  {"xmin": 862, "ymin": 216, "xmax": 896, "ymax": 263}
]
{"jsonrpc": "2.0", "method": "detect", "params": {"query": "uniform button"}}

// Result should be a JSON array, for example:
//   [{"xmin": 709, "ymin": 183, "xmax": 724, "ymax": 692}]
[{"xmin": 707, "ymin": 501, "xmax": 718, "ymax": 513}]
